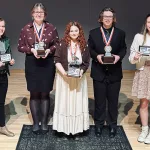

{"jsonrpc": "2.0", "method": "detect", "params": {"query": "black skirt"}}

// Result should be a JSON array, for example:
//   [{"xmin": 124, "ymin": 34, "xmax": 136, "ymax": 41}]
[{"xmin": 25, "ymin": 54, "xmax": 55, "ymax": 92}]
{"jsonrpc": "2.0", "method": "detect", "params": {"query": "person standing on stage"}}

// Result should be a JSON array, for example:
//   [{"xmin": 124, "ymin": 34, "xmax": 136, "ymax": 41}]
[
  {"xmin": 53, "ymin": 21, "xmax": 90, "ymax": 139},
  {"xmin": 0, "ymin": 18, "xmax": 15, "ymax": 137},
  {"xmin": 129, "ymin": 14, "xmax": 150, "ymax": 144},
  {"xmin": 18, "ymin": 3, "xmax": 59, "ymax": 134},
  {"xmin": 88, "ymin": 7, "xmax": 126, "ymax": 138}
]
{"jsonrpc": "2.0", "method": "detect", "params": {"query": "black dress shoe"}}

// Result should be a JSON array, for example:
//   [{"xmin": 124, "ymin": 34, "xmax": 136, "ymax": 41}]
[
  {"xmin": 41, "ymin": 124, "xmax": 49, "ymax": 135},
  {"xmin": 82, "ymin": 130, "xmax": 89, "ymax": 136},
  {"xmin": 95, "ymin": 126, "xmax": 103, "ymax": 137},
  {"xmin": 109, "ymin": 127, "xmax": 117, "ymax": 138},
  {"xmin": 55, "ymin": 131, "xmax": 65, "ymax": 138},
  {"xmin": 41, "ymin": 129, "xmax": 49, "ymax": 135},
  {"xmin": 32, "ymin": 124, "xmax": 40, "ymax": 135},
  {"xmin": 32, "ymin": 129, "xmax": 40, "ymax": 135}
]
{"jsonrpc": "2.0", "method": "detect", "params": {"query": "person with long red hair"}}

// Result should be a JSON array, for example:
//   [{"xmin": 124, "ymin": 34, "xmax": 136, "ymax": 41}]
[{"xmin": 53, "ymin": 21, "xmax": 90, "ymax": 139}]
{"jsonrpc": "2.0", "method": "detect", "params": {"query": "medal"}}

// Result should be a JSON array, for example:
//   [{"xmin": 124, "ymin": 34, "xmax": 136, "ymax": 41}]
[
  {"xmin": 104, "ymin": 45, "xmax": 112, "ymax": 52},
  {"xmin": 33, "ymin": 22, "xmax": 45, "ymax": 43},
  {"xmin": 100, "ymin": 27, "xmax": 115, "ymax": 64},
  {"xmin": 33, "ymin": 23, "xmax": 46, "ymax": 57},
  {"xmin": 100, "ymin": 27, "xmax": 114, "ymax": 51},
  {"xmin": 70, "ymin": 44, "xmax": 77, "ymax": 62}
]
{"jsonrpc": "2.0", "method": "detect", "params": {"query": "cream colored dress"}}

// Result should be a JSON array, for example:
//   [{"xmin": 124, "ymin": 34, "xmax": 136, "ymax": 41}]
[
  {"xmin": 129, "ymin": 33, "xmax": 150, "ymax": 99},
  {"xmin": 53, "ymin": 46, "xmax": 89, "ymax": 135}
]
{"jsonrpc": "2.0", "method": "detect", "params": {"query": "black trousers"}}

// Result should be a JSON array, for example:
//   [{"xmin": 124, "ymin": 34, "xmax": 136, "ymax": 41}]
[
  {"xmin": 0, "ymin": 74, "xmax": 8, "ymax": 127},
  {"xmin": 93, "ymin": 78, "xmax": 121, "ymax": 128}
]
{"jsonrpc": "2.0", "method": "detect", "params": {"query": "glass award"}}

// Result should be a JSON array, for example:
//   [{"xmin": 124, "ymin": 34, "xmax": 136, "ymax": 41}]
[
  {"xmin": 139, "ymin": 46, "xmax": 150, "ymax": 56},
  {"xmin": 0, "ymin": 53, "xmax": 11, "ymax": 63},
  {"xmin": 37, "ymin": 41, "xmax": 45, "ymax": 57},
  {"xmin": 67, "ymin": 55, "xmax": 80, "ymax": 77}
]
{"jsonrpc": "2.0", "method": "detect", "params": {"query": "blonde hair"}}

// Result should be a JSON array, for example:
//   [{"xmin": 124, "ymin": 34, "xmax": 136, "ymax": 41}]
[{"xmin": 141, "ymin": 14, "xmax": 150, "ymax": 45}]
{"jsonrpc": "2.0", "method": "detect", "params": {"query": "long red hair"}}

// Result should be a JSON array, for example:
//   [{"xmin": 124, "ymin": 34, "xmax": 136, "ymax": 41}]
[{"xmin": 62, "ymin": 21, "xmax": 86, "ymax": 52}]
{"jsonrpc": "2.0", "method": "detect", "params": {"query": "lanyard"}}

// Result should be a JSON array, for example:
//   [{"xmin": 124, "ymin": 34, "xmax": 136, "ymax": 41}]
[
  {"xmin": 33, "ymin": 22, "xmax": 45, "ymax": 42},
  {"xmin": 70, "ymin": 44, "xmax": 77, "ymax": 61},
  {"xmin": 100, "ymin": 27, "xmax": 114, "ymax": 46}
]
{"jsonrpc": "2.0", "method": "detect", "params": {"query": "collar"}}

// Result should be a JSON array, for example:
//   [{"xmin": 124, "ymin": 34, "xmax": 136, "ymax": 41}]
[
  {"xmin": 102, "ymin": 25, "xmax": 113, "ymax": 34},
  {"xmin": 27, "ymin": 21, "xmax": 49, "ymax": 28}
]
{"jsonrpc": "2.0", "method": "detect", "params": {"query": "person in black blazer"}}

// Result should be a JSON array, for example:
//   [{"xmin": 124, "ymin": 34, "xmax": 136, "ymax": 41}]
[{"xmin": 88, "ymin": 7, "xmax": 126, "ymax": 138}]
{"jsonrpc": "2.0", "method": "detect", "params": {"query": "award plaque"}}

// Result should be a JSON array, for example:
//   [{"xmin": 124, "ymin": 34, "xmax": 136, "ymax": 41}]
[
  {"xmin": 37, "ymin": 42, "xmax": 45, "ymax": 57},
  {"xmin": 67, "ymin": 64, "xmax": 80, "ymax": 77},
  {"xmin": 139, "ymin": 46, "xmax": 150, "ymax": 56},
  {"xmin": 0, "ymin": 53, "xmax": 11, "ymax": 62},
  {"xmin": 102, "ymin": 45, "xmax": 115, "ymax": 64}
]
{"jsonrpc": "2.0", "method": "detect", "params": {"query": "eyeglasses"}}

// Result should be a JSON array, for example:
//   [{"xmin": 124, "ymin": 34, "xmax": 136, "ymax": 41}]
[
  {"xmin": 103, "ymin": 16, "xmax": 113, "ymax": 19},
  {"xmin": 34, "ymin": 11, "xmax": 44, "ymax": 15}
]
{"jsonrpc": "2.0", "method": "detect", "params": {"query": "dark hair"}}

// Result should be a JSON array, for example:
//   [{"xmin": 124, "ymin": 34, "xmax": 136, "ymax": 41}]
[
  {"xmin": 0, "ymin": 17, "xmax": 6, "ymax": 39},
  {"xmin": 141, "ymin": 14, "xmax": 150, "ymax": 45},
  {"xmin": 98, "ymin": 7, "xmax": 116, "ymax": 26},
  {"xmin": 31, "ymin": 3, "xmax": 47, "ymax": 17}
]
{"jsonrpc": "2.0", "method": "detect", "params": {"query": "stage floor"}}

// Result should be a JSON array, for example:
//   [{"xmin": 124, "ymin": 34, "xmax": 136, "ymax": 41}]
[{"xmin": 1, "ymin": 70, "xmax": 150, "ymax": 150}]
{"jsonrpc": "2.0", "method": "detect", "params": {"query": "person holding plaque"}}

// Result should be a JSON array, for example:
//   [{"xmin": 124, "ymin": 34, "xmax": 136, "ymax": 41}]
[
  {"xmin": 0, "ymin": 18, "xmax": 15, "ymax": 137},
  {"xmin": 88, "ymin": 7, "xmax": 126, "ymax": 138},
  {"xmin": 53, "ymin": 21, "xmax": 90, "ymax": 138},
  {"xmin": 129, "ymin": 14, "xmax": 150, "ymax": 144},
  {"xmin": 18, "ymin": 3, "xmax": 59, "ymax": 134}
]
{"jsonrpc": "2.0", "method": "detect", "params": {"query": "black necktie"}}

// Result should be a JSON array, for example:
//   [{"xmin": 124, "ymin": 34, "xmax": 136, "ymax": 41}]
[{"xmin": 105, "ymin": 30, "xmax": 110, "ymax": 42}]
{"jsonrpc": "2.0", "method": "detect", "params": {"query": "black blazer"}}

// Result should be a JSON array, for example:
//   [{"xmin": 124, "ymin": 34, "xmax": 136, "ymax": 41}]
[{"xmin": 88, "ymin": 27, "xmax": 127, "ymax": 82}]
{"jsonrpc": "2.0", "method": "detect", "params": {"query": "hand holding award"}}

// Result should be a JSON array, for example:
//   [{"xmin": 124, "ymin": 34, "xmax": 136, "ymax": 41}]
[{"xmin": 101, "ymin": 27, "xmax": 115, "ymax": 64}]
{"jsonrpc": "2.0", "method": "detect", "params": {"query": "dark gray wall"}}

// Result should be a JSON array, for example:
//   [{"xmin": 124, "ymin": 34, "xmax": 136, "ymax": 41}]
[{"xmin": 0, "ymin": 0, "xmax": 150, "ymax": 70}]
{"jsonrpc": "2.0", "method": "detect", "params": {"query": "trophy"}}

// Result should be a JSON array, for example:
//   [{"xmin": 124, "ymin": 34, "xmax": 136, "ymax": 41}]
[
  {"xmin": 67, "ymin": 55, "xmax": 80, "ymax": 77},
  {"xmin": 0, "ymin": 52, "xmax": 11, "ymax": 63},
  {"xmin": 37, "ymin": 41, "xmax": 45, "ymax": 57},
  {"xmin": 100, "ymin": 26, "xmax": 115, "ymax": 64},
  {"xmin": 102, "ymin": 45, "xmax": 115, "ymax": 64},
  {"xmin": 139, "ymin": 46, "xmax": 150, "ymax": 56}
]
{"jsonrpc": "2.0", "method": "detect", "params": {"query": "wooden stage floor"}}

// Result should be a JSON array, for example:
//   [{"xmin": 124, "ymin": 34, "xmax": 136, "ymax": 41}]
[{"xmin": 1, "ymin": 70, "xmax": 150, "ymax": 150}]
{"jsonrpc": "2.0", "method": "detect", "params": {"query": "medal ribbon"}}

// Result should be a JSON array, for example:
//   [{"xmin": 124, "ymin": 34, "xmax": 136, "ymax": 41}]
[
  {"xmin": 33, "ymin": 22, "xmax": 45, "ymax": 42},
  {"xmin": 100, "ymin": 27, "xmax": 114, "ymax": 46},
  {"xmin": 70, "ymin": 44, "xmax": 77, "ymax": 61}
]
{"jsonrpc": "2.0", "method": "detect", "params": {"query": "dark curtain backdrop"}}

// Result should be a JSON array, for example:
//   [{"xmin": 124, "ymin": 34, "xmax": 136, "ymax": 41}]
[{"xmin": 0, "ymin": 0, "xmax": 150, "ymax": 70}]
